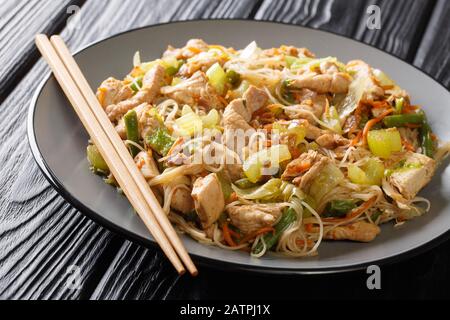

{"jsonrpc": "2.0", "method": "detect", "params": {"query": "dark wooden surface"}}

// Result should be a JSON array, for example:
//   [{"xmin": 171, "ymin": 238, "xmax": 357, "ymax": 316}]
[{"xmin": 0, "ymin": 0, "xmax": 449, "ymax": 300}]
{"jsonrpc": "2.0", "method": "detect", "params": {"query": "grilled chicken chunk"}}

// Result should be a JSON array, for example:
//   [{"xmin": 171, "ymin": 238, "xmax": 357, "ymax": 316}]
[
  {"xmin": 161, "ymin": 71, "xmax": 224, "ymax": 109},
  {"xmin": 96, "ymin": 77, "xmax": 133, "ymax": 109},
  {"xmin": 282, "ymin": 150, "xmax": 330, "ymax": 189},
  {"xmin": 106, "ymin": 65, "xmax": 166, "ymax": 121},
  {"xmin": 324, "ymin": 221, "xmax": 381, "ymax": 242},
  {"xmin": 284, "ymin": 89, "xmax": 328, "ymax": 123},
  {"xmin": 222, "ymin": 86, "xmax": 269, "ymax": 181},
  {"xmin": 192, "ymin": 173, "xmax": 225, "ymax": 228},
  {"xmin": 170, "ymin": 176, "xmax": 195, "ymax": 214},
  {"xmin": 315, "ymin": 132, "xmax": 350, "ymax": 149},
  {"xmin": 227, "ymin": 204, "xmax": 285, "ymax": 235},
  {"xmin": 289, "ymin": 72, "xmax": 352, "ymax": 94},
  {"xmin": 388, "ymin": 152, "xmax": 436, "ymax": 200},
  {"xmin": 243, "ymin": 85, "xmax": 269, "ymax": 114},
  {"xmin": 163, "ymin": 39, "xmax": 210, "ymax": 60}
]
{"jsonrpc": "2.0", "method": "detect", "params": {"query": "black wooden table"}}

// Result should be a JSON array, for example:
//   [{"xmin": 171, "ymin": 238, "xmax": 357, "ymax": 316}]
[{"xmin": 1, "ymin": 0, "xmax": 449, "ymax": 300}]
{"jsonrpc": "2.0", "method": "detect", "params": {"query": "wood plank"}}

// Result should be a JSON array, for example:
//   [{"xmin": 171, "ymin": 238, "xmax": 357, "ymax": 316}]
[
  {"xmin": 353, "ymin": 0, "xmax": 435, "ymax": 62},
  {"xmin": 0, "ymin": 0, "xmax": 258, "ymax": 300},
  {"xmin": 414, "ymin": 0, "xmax": 450, "ymax": 88},
  {"xmin": 255, "ymin": 0, "xmax": 436, "ymax": 60},
  {"xmin": 0, "ymin": 0, "xmax": 84, "ymax": 103}
]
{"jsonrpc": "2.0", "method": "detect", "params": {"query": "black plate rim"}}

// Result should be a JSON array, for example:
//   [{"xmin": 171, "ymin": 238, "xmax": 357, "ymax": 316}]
[{"xmin": 27, "ymin": 18, "xmax": 450, "ymax": 275}]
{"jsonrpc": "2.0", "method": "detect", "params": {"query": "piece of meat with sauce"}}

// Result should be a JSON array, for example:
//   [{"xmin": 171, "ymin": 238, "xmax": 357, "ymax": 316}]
[
  {"xmin": 324, "ymin": 221, "xmax": 380, "ymax": 242},
  {"xmin": 105, "ymin": 65, "xmax": 166, "ymax": 121},
  {"xmin": 161, "ymin": 71, "xmax": 224, "ymax": 109},
  {"xmin": 96, "ymin": 77, "xmax": 133, "ymax": 109},
  {"xmin": 191, "ymin": 173, "xmax": 225, "ymax": 228},
  {"xmin": 282, "ymin": 150, "xmax": 330, "ymax": 189},
  {"xmin": 227, "ymin": 204, "xmax": 285, "ymax": 235},
  {"xmin": 179, "ymin": 51, "xmax": 227, "ymax": 77},
  {"xmin": 222, "ymin": 86, "xmax": 269, "ymax": 181},
  {"xmin": 388, "ymin": 152, "xmax": 436, "ymax": 200},
  {"xmin": 315, "ymin": 132, "xmax": 350, "ymax": 149},
  {"xmin": 283, "ymin": 89, "xmax": 328, "ymax": 122},
  {"xmin": 163, "ymin": 39, "xmax": 210, "ymax": 60},
  {"xmin": 170, "ymin": 176, "xmax": 195, "ymax": 214},
  {"xmin": 288, "ymin": 71, "xmax": 352, "ymax": 94}
]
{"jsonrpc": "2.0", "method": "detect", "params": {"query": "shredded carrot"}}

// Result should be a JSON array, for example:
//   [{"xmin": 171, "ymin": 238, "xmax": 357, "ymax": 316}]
[
  {"xmin": 166, "ymin": 137, "xmax": 184, "ymax": 157},
  {"xmin": 222, "ymin": 223, "xmax": 237, "ymax": 247},
  {"xmin": 362, "ymin": 109, "xmax": 394, "ymax": 144},
  {"xmin": 351, "ymin": 131, "xmax": 363, "ymax": 146},
  {"xmin": 296, "ymin": 239, "xmax": 315, "ymax": 247},
  {"xmin": 227, "ymin": 192, "xmax": 238, "ymax": 204},
  {"xmin": 304, "ymin": 223, "xmax": 315, "ymax": 233},
  {"xmin": 97, "ymin": 87, "xmax": 107, "ymax": 106},
  {"xmin": 402, "ymin": 138, "xmax": 416, "ymax": 152},
  {"xmin": 402, "ymin": 104, "xmax": 419, "ymax": 114},
  {"xmin": 240, "ymin": 227, "xmax": 275, "ymax": 245},
  {"xmin": 217, "ymin": 95, "xmax": 229, "ymax": 106},
  {"xmin": 296, "ymin": 161, "xmax": 312, "ymax": 174},
  {"xmin": 431, "ymin": 133, "xmax": 438, "ymax": 141},
  {"xmin": 323, "ymin": 196, "xmax": 377, "ymax": 223},
  {"xmin": 187, "ymin": 46, "xmax": 202, "ymax": 54}
]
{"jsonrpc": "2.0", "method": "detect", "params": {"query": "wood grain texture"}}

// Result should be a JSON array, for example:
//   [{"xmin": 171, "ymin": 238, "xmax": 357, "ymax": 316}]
[
  {"xmin": 0, "ymin": 0, "xmax": 84, "ymax": 103},
  {"xmin": 0, "ymin": 0, "xmax": 258, "ymax": 300},
  {"xmin": 255, "ymin": 0, "xmax": 436, "ymax": 60},
  {"xmin": 414, "ymin": 0, "xmax": 450, "ymax": 88}
]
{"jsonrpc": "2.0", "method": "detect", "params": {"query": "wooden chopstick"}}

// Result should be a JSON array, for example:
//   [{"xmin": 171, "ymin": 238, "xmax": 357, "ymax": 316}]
[
  {"xmin": 48, "ymin": 35, "xmax": 198, "ymax": 276},
  {"xmin": 35, "ymin": 34, "xmax": 191, "ymax": 275}
]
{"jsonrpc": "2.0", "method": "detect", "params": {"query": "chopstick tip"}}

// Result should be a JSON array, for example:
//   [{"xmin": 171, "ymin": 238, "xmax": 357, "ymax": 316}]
[{"xmin": 190, "ymin": 270, "xmax": 199, "ymax": 277}]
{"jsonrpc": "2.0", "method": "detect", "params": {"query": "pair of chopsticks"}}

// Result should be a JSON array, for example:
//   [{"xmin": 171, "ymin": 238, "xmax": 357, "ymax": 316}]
[{"xmin": 35, "ymin": 34, "xmax": 198, "ymax": 276}]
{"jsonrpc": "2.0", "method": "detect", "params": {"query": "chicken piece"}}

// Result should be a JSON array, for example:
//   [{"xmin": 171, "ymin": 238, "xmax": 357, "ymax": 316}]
[
  {"xmin": 324, "ymin": 221, "xmax": 380, "ymax": 242},
  {"xmin": 106, "ymin": 65, "xmax": 166, "ymax": 121},
  {"xmin": 221, "ymin": 87, "xmax": 269, "ymax": 180},
  {"xmin": 315, "ymin": 132, "xmax": 350, "ymax": 149},
  {"xmin": 179, "ymin": 50, "xmax": 227, "ymax": 77},
  {"xmin": 243, "ymin": 85, "xmax": 269, "ymax": 114},
  {"xmin": 223, "ymin": 164, "xmax": 244, "ymax": 182},
  {"xmin": 134, "ymin": 151, "xmax": 164, "ymax": 204},
  {"xmin": 346, "ymin": 60, "xmax": 384, "ymax": 101},
  {"xmin": 227, "ymin": 204, "xmax": 285, "ymax": 235},
  {"xmin": 319, "ymin": 61, "xmax": 340, "ymax": 74},
  {"xmin": 96, "ymin": 77, "xmax": 133, "ymax": 109},
  {"xmin": 388, "ymin": 152, "xmax": 436, "ymax": 200},
  {"xmin": 289, "ymin": 72, "xmax": 352, "ymax": 94},
  {"xmin": 223, "ymin": 99, "xmax": 254, "ymax": 127},
  {"xmin": 282, "ymin": 150, "xmax": 330, "ymax": 189},
  {"xmin": 284, "ymin": 89, "xmax": 328, "ymax": 122},
  {"xmin": 191, "ymin": 173, "xmax": 225, "ymax": 228},
  {"xmin": 163, "ymin": 39, "xmax": 210, "ymax": 60},
  {"xmin": 161, "ymin": 71, "xmax": 224, "ymax": 109},
  {"xmin": 171, "ymin": 188, "xmax": 195, "ymax": 214},
  {"xmin": 134, "ymin": 150, "xmax": 160, "ymax": 180}
]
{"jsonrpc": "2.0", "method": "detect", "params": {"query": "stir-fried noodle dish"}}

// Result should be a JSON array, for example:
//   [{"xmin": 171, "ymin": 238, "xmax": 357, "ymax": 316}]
[{"xmin": 89, "ymin": 39, "xmax": 450, "ymax": 258}]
